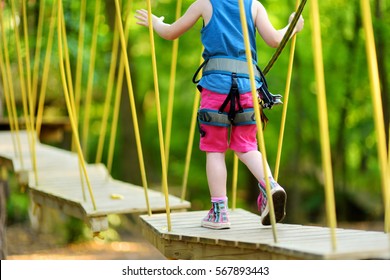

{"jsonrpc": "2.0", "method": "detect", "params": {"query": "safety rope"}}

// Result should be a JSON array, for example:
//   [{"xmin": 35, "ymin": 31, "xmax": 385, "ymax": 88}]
[
  {"xmin": 107, "ymin": 0, "xmax": 131, "ymax": 175},
  {"xmin": 146, "ymin": 0, "xmax": 172, "ymax": 231},
  {"xmin": 57, "ymin": 0, "xmax": 97, "ymax": 210},
  {"xmin": 311, "ymin": 0, "xmax": 337, "ymax": 250},
  {"xmin": 36, "ymin": 0, "xmax": 56, "ymax": 138},
  {"xmin": 107, "ymin": 11, "xmax": 128, "ymax": 174},
  {"xmin": 0, "ymin": 8, "xmax": 21, "ymax": 162},
  {"xmin": 273, "ymin": 0, "xmax": 300, "ymax": 181},
  {"xmin": 263, "ymin": 0, "xmax": 307, "ymax": 76},
  {"xmin": 95, "ymin": 12, "xmax": 120, "ymax": 165},
  {"xmin": 10, "ymin": 0, "xmax": 37, "ymax": 183},
  {"xmin": 231, "ymin": 154, "xmax": 239, "ymax": 210},
  {"xmin": 165, "ymin": 0, "xmax": 183, "ymax": 168},
  {"xmin": 82, "ymin": 0, "xmax": 101, "ymax": 159},
  {"xmin": 360, "ymin": 0, "xmax": 390, "ymax": 234},
  {"xmin": 74, "ymin": 0, "xmax": 87, "ymax": 135},
  {"xmin": 181, "ymin": 52, "xmax": 203, "ymax": 202},
  {"xmin": 238, "ymin": 0, "xmax": 278, "ymax": 243},
  {"xmin": 114, "ymin": 0, "xmax": 152, "ymax": 216},
  {"xmin": 31, "ymin": 0, "xmax": 45, "ymax": 112}
]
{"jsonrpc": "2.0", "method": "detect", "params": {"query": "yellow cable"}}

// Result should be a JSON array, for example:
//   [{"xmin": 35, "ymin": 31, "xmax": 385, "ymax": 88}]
[
  {"xmin": 107, "ymin": 32, "xmax": 125, "ymax": 173},
  {"xmin": 96, "ymin": 15, "xmax": 120, "ymax": 164},
  {"xmin": 360, "ymin": 0, "xmax": 390, "ymax": 233},
  {"xmin": 113, "ymin": 0, "xmax": 151, "ymax": 216},
  {"xmin": 0, "ymin": 33, "xmax": 14, "ymax": 133},
  {"xmin": 0, "ymin": 8, "xmax": 23, "ymax": 166},
  {"xmin": 82, "ymin": 0, "xmax": 101, "ymax": 159},
  {"xmin": 311, "ymin": 0, "xmax": 337, "ymax": 250},
  {"xmin": 181, "ymin": 52, "xmax": 203, "ymax": 202},
  {"xmin": 274, "ymin": 0, "xmax": 300, "ymax": 181},
  {"xmin": 231, "ymin": 154, "xmax": 239, "ymax": 210},
  {"xmin": 57, "ymin": 0, "xmax": 97, "ymax": 210},
  {"xmin": 22, "ymin": 0, "xmax": 39, "ymax": 186},
  {"xmin": 238, "ymin": 0, "xmax": 278, "ymax": 243},
  {"xmin": 146, "ymin": 0, "xmax": 171, "ymax": 231},
  {"xmin": 36, "ymin": 0, "xmax": 57, "ymax": 138},
  {"xmin": 31, "ymin": 0, "xmax": 45, "ymax": 111},
  {"xmin": 10, "ymin": 0, "xmax": 35, "ymax": 176},
  {"xmin": 164, "ymin": 0, "xmax": 183, "ymax": 168},
  {"xmin": 107, "ymin": 0, "xmax": 133, "ymax": 175},
  {"xmin": 74, "ymin": 0, "xmax": 87, "ymax": 125}
]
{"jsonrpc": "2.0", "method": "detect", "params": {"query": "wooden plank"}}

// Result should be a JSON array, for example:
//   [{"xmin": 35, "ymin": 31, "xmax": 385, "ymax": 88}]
[
  {"xmin": 140, "ymin": 209, "xmax": 390, "ymax": 260},
  {"xmin": 0, "ymin": 131, "xmax": 191, "ymax": 233}
]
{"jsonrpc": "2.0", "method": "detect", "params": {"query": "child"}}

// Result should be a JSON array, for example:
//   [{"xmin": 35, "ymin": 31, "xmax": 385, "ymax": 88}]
[{"xmin": 135, "ymin": 0, "xmax": 304, "ymax": 229}]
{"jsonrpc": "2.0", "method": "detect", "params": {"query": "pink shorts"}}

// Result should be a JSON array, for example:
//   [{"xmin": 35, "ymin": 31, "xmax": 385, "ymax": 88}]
[{"xmin": 199, "ymin": 88, "xmax": 258, "ymax": 153}]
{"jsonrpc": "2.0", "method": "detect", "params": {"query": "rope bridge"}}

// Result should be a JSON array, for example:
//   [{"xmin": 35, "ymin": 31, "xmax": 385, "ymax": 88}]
[{"xmin": 0, "ymin": 0, "xmax": 389, "ymax": 259}]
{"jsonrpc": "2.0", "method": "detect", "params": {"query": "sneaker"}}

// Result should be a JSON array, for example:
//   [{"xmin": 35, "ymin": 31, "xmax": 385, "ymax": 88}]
[
  {"xmin": 257, "ymin": 180, "xmax": 287, "ymax": 225},
  {"xmin": 201, "ymin": 200, "xmax": 231, "ymax": 229}
]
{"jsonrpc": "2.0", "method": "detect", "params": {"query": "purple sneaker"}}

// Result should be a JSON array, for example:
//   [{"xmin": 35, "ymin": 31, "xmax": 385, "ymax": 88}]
[
  {"xmin": 257, "ymin": 180, "xmax": 287, "ymax": 225},
  {"xmin": 201, "ymin": 200, "xmax": 231, "ymax": 229}
]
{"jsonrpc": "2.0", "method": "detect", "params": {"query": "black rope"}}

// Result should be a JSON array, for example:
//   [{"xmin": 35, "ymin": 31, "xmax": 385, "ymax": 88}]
[{"xmin": 262, "ymin": 0, "xmax": 307, "ymax": 76}]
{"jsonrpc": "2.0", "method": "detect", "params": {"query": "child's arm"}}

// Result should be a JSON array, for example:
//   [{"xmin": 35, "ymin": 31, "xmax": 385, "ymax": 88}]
[
  {"xmin": 135, "ymin": 0, "xmax": 210, "ymax": 40},
  {"xmin": 253, "ymin": 1, "xmax": 304, "ymax": 48}
]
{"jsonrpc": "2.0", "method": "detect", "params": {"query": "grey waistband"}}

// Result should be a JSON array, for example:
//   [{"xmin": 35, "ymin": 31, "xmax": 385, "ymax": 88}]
[{"xmin": 203, "ymin": 58, "xmax": 261, "ymax": 79}]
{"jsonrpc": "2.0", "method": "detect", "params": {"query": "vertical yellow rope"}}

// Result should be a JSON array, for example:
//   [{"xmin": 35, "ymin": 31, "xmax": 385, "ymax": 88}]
[
  {"xmin": 31, "ymin": 0, "xmax": 45, "ymax": 110},
  {"xmin": 95, "ymin": 15, "xmax": 120, "ymax": 164},
  {"xmin": 107, "ymin": 22, "xmax": 126, "ymax": 174},
  {"xmin": 360, "ymin": 0, "xmax": 390, "ymax": 233},
  {"xmin": 10, "ymin": 0, "xmax": 35, "ymax": 175},
  {"xmin": 74, "ymin": 0, "xmax": 87, "ymax": 125},
  {"xmin": 0, "ymin": 8, "xmax": 23, "ymax": 165},
  {"xmin": 107, "ymin": 0, "xmax": 133, "ymax": 176},
  {"xmin": 36, "ymin": 0, "xmax": 56, "ymax": 138},
  {"xmin": 107, "ymin": 55, "xmax": 123, "ymax": 174},
  {"xmin": 231, "ymin": 154, "xmax": 239, "ymax": 210},
  {"xmin": 311, "ymin": 0, "xmax": 337, "ymax": 250},
  {"xmin": 181, "ymin": 52, "xmax": 203, "ymax": 202},
  {"xmin": 21, "ymin": 0, "xmax": 39, "ymax": 185},
  {"xmin": 274, "ymin": 0, "xmax": 300, "ymax": 181},
  {"xmin": 0, "ymin": 34, "xmax": 14, "ymax": 133},
  {"xmin": 164, "ymin": 0, "xmax": 183, "ymax": 168},
  {"xmin": 113, "ymin": 0, "xmax": 151, "ymax": 216},
  {"xmin": 57, "ymin": 0, "xmax": 96, "ymax": 210},
  {"xmin": 146, "ymin": 0, "xmax": 171, "ymax": 231},
  {"xmin": 238, "ymin": 0, "xmax": 278, "ymax": 243},
  {"xmin": 82, "ymin": 0, "xmax": 101, "ymax": 159}
]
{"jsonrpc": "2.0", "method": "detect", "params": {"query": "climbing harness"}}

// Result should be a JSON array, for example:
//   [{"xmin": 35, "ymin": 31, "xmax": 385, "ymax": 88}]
[{"xmin": 193, "ymin": 57, "xmax": 282, "ymax": 136}]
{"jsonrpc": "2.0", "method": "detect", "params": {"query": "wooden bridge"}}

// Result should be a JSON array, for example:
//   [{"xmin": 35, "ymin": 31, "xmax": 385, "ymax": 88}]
[
  {"xmin": 0, "ymin": 131, "xmax": 190, "ymax": 233},
  {"xmin": 1, "ymin": 131, "xmax": 389, "ymax": 259}
]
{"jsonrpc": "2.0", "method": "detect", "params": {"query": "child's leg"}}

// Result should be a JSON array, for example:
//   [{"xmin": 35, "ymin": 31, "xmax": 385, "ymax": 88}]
[
  {"xmin": 201, "ymin": 152, "xmax": 231, "ymax": 229},
  {"xmin": 235, "ymin": 150, "xmax": 272, "ymax": 182},
  {"xmin": 236, "ymin": 150, "xmax": 286, "ymax": 225},
  {"xmin": 206, "ymin": 152, "xmax": 227, "ymax": 197}
]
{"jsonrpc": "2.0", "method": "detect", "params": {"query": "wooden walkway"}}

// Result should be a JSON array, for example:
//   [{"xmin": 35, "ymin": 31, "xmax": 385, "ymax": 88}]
[
  {"xmin": 140, "ymin": 209, "xmax": 390, "ymax": 260},
  {"xmin": 0, "ymin": 131, "xmax": 190, "ymax": 232}
]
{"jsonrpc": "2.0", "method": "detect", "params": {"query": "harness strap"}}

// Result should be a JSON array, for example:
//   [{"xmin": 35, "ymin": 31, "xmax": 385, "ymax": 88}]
[
  {"xmin": 192, "ymin": 58, "xmax": 261, "ymax": 84},
  {"xmin": 218, "ymin": 73, "xmax": 243, "ymax": 121},
  {"xmin": 198, "ymin": 109, "xmax": 256, "ymax": 127},
  {"xmin": 203, "ymin": 58, "xmax": 261, "ymax": 79}
]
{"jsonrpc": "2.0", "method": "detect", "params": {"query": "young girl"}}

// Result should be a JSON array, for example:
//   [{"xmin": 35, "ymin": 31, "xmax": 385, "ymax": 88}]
[{"xmin": 135, "ymin": 0, "xmax": 304, "ymax": 229}]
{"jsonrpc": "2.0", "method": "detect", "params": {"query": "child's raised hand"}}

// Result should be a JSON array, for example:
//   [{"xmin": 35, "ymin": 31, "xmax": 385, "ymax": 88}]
[
  {"xmin": 135, "ymin": 9, "xmax": 164, "ymax": 27},
  {"xmin": 288, "ymin": 12, "xmax": 304, "ymax": 33}
]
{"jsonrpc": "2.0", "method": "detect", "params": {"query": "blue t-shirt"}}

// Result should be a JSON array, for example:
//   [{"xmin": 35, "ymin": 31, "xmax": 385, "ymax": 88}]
[{"xmin": 198, "ymin": 0, "xmax": 262, "ymax": 94}]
